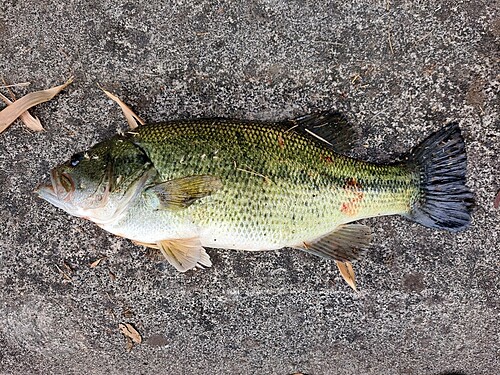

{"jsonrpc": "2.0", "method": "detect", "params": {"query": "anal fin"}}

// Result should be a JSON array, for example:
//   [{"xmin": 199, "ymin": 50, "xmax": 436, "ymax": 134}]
[
  {"xmin": 157, "ymin": 237, "xmax": 212, "ymax": 272},
  {"xmin": 298, "ymin": 224, "xmax": 372, "ymax": 290},
  {"xmin": 132, "ymin": 240, "xmax": 159, "ymax": 249},
  {"xmin": 299, "ymin": 224, "xmax": 372, "ymax": 262}
]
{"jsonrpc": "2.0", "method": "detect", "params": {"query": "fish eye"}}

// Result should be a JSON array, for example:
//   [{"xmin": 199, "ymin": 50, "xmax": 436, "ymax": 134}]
[{"xmin": 70, "ymin": 152, "xmax": 84, "ymax": 167}]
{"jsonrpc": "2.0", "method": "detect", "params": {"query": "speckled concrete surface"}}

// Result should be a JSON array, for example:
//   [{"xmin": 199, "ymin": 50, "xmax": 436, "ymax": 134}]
[{"xmin": 0, "ymin": 1, "xmax": 498, "ymax": 374}]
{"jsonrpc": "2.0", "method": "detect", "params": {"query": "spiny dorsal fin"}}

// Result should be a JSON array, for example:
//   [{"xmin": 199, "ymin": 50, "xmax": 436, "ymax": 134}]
[
  {"xmin": 286, "ymin": 110, "xmax": 356, "ymax": 154},
  {"xmin": 299, "ymin": 224, "xmax": 372, "ymax": 262},
  {"xmin": 146, "ymin": 175, "xmax": 223, "ymax": 210},
  {"xmin": 157, "ymin": 237, "xmax": 212, "ymax": 272}
]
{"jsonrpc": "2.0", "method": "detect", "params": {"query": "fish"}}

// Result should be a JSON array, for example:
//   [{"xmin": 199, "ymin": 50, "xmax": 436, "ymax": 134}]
[{"xmin": 37, "ymin": 111, "xmax": 473, "ymax": 287}]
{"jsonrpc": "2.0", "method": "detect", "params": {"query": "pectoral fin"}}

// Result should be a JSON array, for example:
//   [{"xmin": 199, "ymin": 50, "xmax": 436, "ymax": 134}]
[
  {"xmin": 147, "ymin": 175, "xmax": 223, "ymax": 210},
  {"xmin": 297, "ymin": 224, "xmax": 372, "ymax": 290},
  {"xmin": 157, "ymin": 237, "xmax": 212, "ymax": 272}
]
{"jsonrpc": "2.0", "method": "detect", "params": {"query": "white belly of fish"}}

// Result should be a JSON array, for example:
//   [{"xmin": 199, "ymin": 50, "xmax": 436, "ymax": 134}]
[{"xmin": 98, "ymin": 199, "xmax": 284, "ymax": 252}]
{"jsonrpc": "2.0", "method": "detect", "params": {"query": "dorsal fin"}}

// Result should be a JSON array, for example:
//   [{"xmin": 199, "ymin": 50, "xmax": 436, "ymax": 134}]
[{"xmin": 285, "ymin": 110, "xmax": 356, "ymax": 154}]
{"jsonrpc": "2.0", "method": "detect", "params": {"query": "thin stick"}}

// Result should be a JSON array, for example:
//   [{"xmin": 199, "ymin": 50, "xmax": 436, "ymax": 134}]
[
  {"xmin": 304, "ymin": 128, "xmax": 333, "ymax": 146},
  {"xmin": 0, "ymin": 82, "xmax": 31, "ymax": 89},
  {"xmin": 388, "ymin": 31, "xmax": 395, "ymax": 55}
]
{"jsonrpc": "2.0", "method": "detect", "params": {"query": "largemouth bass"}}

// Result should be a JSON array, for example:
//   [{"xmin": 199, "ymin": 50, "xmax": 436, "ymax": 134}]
[{"xmin": 37, "ymin": 111, "xmax": 473, "ymax": 282}]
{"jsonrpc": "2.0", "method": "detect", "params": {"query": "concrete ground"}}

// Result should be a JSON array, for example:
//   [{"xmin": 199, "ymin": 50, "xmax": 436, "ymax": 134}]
[{"xmin": 0, "ymin": 1, "xmax": 498, "ymax": 374}]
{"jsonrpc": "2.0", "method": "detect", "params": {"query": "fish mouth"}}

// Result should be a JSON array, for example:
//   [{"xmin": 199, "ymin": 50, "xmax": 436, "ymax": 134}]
[{"xmin": 36, "ymin": 169, "xmax": 75, "ymax": 208}]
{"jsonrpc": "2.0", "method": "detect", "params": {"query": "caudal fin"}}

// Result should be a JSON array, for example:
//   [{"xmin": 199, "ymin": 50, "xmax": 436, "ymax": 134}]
[{"xmin": 405, "ymin": 123, "xmax": 473, "ymax": 232}]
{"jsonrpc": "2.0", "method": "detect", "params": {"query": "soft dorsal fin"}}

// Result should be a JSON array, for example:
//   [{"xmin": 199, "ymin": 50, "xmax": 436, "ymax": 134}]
[
  {"xmin": 157, "ymin": 237, "xmax": 212, "ymax": 272},
  {"xmin": 146, "ymin": 175, "xmax": 223, "ymax": 210},
  {"xmin": 286, "ymin": 110, "xmax": 356, "ymax": 154}
]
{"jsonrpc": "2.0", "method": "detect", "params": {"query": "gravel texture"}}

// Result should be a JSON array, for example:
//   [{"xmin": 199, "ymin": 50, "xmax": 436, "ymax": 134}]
[{"xmin": 0, "ymin": 1, "xmax": 498, "ymax": 374}]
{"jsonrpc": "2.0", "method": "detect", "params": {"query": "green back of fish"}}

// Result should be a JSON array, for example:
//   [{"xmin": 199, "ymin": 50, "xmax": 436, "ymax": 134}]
[{"xmin": 127, "ymin": 118, "xmax": 419, "ymax": 243}]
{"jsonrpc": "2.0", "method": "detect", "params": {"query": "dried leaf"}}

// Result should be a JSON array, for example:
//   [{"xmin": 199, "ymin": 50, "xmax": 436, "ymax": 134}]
[
  {"xmin": 336, "ymin": 260, "xmax": 357, "ymax": 291},
  {"xmin": 0, "ymin": 77, "xmax": 73, "ymax": 133},
  {"xmin": 100, "ymin": 86, "xmax": 145, "ymax": 129},
  {"xmin": 494, "ymin": 190, "xmax": 500, "ymax": 209},
  {"xmin": 89, "ymin": 256, "xmax": 107, "ymax": 268},
  {"xmin": 119, "ymin": 323, "xmax": 142, "ymax": 344},
  {"xmin": 0, "ymin": 92, "xmax": 43, "ymax": 131}
]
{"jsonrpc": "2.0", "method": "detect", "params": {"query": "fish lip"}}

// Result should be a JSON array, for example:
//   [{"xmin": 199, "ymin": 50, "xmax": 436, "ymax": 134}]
[
  {"xmin": 36, "ymin": 179, "xmax": 63, "ymax": 208},
  {"xmin": 35, "ymin": 170, "xmax": 57, "ymax": 197},
  {"xmin": 36, "ymin": 169, "xmax": 74, "ymax": 204},
  {"xmin": 34, "ymin": 181, "xmax": 54, "ymax": 196}
]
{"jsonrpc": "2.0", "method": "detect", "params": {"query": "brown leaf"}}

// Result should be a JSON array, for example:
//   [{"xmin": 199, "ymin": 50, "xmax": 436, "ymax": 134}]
[
  {"xmin": 118, "ymin": 323, "xmax": 142, "ymax": 344},
  {"xmin": 494, "ymin": 190, "xmax": 500, "ymax": 209},
  {"xmin": 336, "ymin": 260, "xmax": 357, "ymax": 291},
  {"xmin": 0, "ymin": 91, "xmax": 43, "ymax": 131},
  {"xmin": 100, "ymin": 87, "xmax": 145, "ymax": 129},
  {"xmin": 89, "ymin": 256, "xmax": 107, "ymax": 268},
  {"xmin": 0, "ymin": 77, "xmax": 73, "ymax": 133}
]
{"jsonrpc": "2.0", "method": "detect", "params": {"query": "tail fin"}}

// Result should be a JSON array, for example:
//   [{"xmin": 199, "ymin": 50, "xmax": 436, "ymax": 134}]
[{"xmin": 405, "ymin": 123, "xmax": 473, "ymax": 232}]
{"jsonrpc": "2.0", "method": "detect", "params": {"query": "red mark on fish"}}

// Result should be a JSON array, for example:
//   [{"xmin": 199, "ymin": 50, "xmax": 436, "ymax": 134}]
[
  {"xmin": 340, "ymin": 178, "xmax": 364, "ymax": 216},
  {"xmin": 322, "ymin": 155, "xmax": 334, "ymax": 164},
  {"xmin": 278, "ymin": 134, "xmax": 285, "ymax": 150}
]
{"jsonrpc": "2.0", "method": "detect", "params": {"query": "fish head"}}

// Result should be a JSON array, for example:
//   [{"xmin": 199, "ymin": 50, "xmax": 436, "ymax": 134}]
[{"xmin": 37, "ymin": 136, "xmax": 154, "ymax": 224}]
